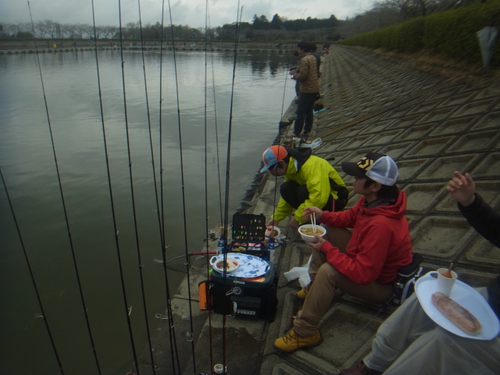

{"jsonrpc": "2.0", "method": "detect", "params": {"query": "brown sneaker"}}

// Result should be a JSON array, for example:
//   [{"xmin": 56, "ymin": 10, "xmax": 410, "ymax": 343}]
[
  {"xmin": 339, "ymin": 361, "xmax": 382, "ymax": 375},
  {"xmin": 273, "ymin": 329, "xmax": 323, "ymax": 353}
]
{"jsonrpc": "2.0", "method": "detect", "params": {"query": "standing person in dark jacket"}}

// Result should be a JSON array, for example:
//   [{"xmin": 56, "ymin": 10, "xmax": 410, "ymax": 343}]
[
  {"xmin": 273, "ymin": 152, "xmax": 413, "ymax": 352},
  {"xmin": 291, "ymin": 42, "xmax": 320, "ymax": 139},
  {"xmin": 339, "ymin": 171, "xmax": 500, "ymax": 375}
]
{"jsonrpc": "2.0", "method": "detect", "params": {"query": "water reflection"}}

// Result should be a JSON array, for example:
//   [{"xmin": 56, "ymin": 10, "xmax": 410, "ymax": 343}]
[{"xmin": 0, "ymin": 49, "xmax": 295, "ymax": 374}]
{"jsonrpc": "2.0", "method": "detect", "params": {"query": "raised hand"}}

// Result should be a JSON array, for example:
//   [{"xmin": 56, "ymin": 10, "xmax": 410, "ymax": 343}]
[{"xmin": 446, "ymin": 171, "xmax": 476, "ymax": 207}]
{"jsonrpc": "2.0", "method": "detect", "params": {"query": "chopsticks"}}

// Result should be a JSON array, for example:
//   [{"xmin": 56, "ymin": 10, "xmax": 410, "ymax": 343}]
[{"xmin": 310, "ymin": 212, "xmax": 317, "ymax": 234}]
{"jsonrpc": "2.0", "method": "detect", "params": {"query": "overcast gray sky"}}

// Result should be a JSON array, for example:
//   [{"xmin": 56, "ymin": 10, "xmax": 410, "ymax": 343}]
[{"xmin": 1, "ymin": 0, "xmax": 376, "ymax": 28}]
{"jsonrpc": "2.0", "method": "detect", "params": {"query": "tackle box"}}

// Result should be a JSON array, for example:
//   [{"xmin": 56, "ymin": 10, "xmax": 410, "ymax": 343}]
[
  {"xmin": 205, "ymin": 261, "xmax": 278, "ymax": 322},
  {"xmin": 228, "ymin": 213, "xmax": 268, "ymax": 259}
]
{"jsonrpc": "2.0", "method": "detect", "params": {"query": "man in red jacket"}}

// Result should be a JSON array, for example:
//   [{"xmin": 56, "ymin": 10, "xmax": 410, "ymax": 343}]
[{"xmin": 274, "ymin": 152, "xmax": 413, "ymax": 352}]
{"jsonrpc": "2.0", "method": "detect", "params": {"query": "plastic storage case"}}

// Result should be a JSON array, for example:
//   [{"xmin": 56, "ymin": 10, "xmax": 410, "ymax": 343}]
[
  {"xmin": 207, "ymin": 262, "xmax": 278, "ymax": 322},
  {"xmin": 229, "ymin": 213, "xmax": 268, "ymax": 259}
]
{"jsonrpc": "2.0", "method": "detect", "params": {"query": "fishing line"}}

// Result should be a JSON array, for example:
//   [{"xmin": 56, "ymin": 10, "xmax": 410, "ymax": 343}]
[
  {"xmin": 165, "ymin": 0, "xmax": 198, "ymax": 372},
  {"xmin": 268, "ymin": 66, "xmax": 294, "ymax": 223},
  {"xmin": 26, "ymin": 2, "xmax": 102, "ymax": 373},
  {"xmin": 156, "ymin": 251, "xmax": 218, "ymax": 265},
  {"xmin": 0, "ymin": 169, "xmax": 65, "ymax": 373},
  {"xmin": 156, "ymin": 1, "xmax": 182, "ymax": 373},
  {"xmin": 152, "ymin": 253, "xmax": 218, "ymax": 274},
  {"xmin": 205, "ymin": 76, "xmax": 272, "ymax": 89},
  {"xmin": 280, "ymin": 68, "xmax": 291, "ymax": 129},
  {"xmin": 210, "ymin": 61, "xmax": 224, "ymax": 225},
  {"xmin": 210, "ymin": 50, "xmax": 290, "ymax": 231},
  {"xmin": 205, "ymin": 18, "xmax": 226, "ymax": 226}
]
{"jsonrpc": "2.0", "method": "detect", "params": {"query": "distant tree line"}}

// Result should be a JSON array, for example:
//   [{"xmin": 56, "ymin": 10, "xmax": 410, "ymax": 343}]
[
  {"xmin": 0, "ymin": 20, "xmax": 205, "ymax": 41},
  {"xmin": 0, "ymin": 0, "xmax": 483, "ymax": 42}
]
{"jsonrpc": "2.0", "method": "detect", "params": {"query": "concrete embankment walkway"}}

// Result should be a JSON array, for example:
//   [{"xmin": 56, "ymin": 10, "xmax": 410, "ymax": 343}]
[{"xmin": 141, "ymin": 45, "xmax": 500, "ymax": 375}]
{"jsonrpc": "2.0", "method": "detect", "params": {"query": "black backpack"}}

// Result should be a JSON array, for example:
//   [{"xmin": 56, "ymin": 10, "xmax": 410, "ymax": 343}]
[
  {"xmin": 391, "ymin": 253, "xmax": 424, "ymax": 306},
  {"xmin": 329, "ymin": 180, "xmax": 349, "ymax": 211}
]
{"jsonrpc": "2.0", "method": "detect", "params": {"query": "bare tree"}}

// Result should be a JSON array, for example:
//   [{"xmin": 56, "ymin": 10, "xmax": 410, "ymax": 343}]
[
  {"xmin": 3, "ymin": 23, "xmax": 26, "ymax": 37},
  {"xmin": 383, "ymin": 0, "xmax": 474, "ymax": 19},
  {"xmin": 101, "ymin": 26, "xmax": 119, "ymax": 39},
  {"xmin": 79, "ymin": 24, "xmax": 95, "ymax": 39},
  {"xmin": 35, "ymin": 20, "xmax": 59, "ymax": 38}
]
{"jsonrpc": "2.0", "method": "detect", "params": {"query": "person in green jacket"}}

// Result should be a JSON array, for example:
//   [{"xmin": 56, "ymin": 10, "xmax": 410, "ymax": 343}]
[{"xmin": 261, "ymin": 145, "xmax": 347, "ymax": 230}]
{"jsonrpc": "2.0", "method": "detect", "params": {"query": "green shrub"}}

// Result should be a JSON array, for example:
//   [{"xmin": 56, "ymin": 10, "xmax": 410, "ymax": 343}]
[{"xmin": 339, "ymin": 0, "xmax": 500, "ymax": 65}]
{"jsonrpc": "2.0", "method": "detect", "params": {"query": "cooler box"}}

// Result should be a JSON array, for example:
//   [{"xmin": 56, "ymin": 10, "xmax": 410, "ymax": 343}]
[
  {"xmin": 229, "ymin": 213, "xmax": 268, "ymax": 259},
  {"xmin": 204, "ymin": 253, "xmax": 278, "ymax": 322}
]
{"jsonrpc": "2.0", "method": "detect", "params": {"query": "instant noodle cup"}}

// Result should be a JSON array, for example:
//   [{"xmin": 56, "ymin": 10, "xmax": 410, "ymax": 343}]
[
  {"xmin": 298, "ymin": 224, "xmax": 326, "ymax": 242},
  {"xmin": 210, "ymin": 256, "xmax": 240, "ymax": 273},
  {"xmin": 265, "ymin": 226, "xmax": 281, "ymax": 238}
]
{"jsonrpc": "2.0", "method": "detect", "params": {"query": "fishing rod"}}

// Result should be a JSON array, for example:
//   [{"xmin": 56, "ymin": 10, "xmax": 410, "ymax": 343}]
[
  {"xmin": 216, "ymin": 3, "xmax": 244, "ymax": 373},
  {"xmin": 166, "ymin": 0, "xmax": 198, "ymax": 371},
  {"xmin": 208, "ymin": 29, "xmax": 224, "ymax": 227},
  {"xmin": 1, "ymin": 169, "xmax": 65, "ymax": 374},
  {"xmin": 157, "ymin": 0, "xmax": 182, "ymax": 372},
  {"xmin": 110, "ymin": 0, "xmax": 145, "ymax": 373},
  {"xmin": 126, "ymin": 0, "xmax": 162, "ymax": 372},
  {"xmin": 26, "ymin": 1, "xmax": 102, "ymax": 373},
  {"xmin": 204, "ymin": 0, "xmax": 217, "ymax": 371}
]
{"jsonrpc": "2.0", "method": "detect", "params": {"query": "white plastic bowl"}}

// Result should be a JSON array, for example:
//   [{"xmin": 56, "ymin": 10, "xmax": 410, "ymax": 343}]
[
  {"xmin": 265, "ymin": 226, "xmax": 281, "ymax": 238},
  {"xmin": 298, "ymin": 224, "xmax": 326, "ymax": 242},
  {"xmin": 210, "ymin": 256, "xmax": 240, "ymax": 273}
]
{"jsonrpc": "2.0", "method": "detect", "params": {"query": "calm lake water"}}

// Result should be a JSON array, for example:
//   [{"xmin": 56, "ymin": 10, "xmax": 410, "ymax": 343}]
[{"xmin": 0, "ymin": 48, "xmax": 295, "ymax": 374}]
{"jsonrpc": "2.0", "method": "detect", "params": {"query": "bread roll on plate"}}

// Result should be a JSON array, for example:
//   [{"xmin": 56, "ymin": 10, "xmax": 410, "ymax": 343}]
[{"xmin": 431, "ymin": 292, "xmax": 482, "ymax": 334}]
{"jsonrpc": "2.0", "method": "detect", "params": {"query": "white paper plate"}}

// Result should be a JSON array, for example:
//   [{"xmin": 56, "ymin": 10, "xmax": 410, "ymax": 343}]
[
  {"xmin": 213, "ymin": 253, "xmax": 270, "ymax": 278},
  {"xmin": 415, "ymin": 272, "xmax": 499, "ymax": 340}
]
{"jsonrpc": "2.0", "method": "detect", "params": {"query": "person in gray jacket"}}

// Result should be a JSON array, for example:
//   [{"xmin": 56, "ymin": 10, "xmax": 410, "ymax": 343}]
[
  {"xmin": 291, "ymin": 41, "xmax": 320, "ymax": 139},
  {"xmin": 339, "ymin": 171, "xmax": 500, "ymax": 375}
]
